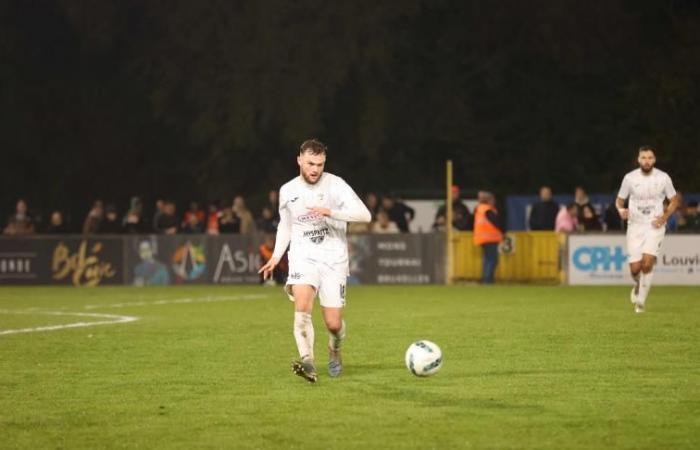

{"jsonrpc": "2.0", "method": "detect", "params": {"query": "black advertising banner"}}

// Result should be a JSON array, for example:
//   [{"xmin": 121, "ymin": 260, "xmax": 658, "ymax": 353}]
[
  {"xmin": 207, "ymin": 235, "xmax": 262, "ymax": 284},
  {"xmin": 50, "ymin": 238, "xmax": 123, "ymax": 286},
  {"xmin": 0, "ymin": 237, "xmax": 123, "ymax": 286},
  {"xmin": 348, "ymin": 233, "xmax": 445, "ymax": 284},
  {"xmin": 0, "ymin": 238, "xmax": 43, "ymax": 284},
  {"xmin": 1, "ymin": 233, "xmax": 446, "ymax": 286},
  {"xmin": 124, "ymin": 235, "xmax": 263, "ymax": 285}
]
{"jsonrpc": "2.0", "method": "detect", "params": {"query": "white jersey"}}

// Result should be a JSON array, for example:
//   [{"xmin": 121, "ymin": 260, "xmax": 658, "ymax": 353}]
[
  {"xmin": 272, "ymin": 172, "xmax": 371, "ymax": 274},
  {"xmin": 617, "ymin": 168, "xmax": 676, "ymax": 225}
]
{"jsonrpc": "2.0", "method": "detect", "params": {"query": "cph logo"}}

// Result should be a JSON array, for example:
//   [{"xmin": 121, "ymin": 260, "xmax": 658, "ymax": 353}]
[{"xmin": 572, "ymin": 246, "xmax": 627, "ymax": 272}]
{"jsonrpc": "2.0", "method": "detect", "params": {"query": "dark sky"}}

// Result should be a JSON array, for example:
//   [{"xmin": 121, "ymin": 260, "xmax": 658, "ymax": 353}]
[{"xmin": 2, "ymin": 0, "xmax": 699, "ymax": 224}]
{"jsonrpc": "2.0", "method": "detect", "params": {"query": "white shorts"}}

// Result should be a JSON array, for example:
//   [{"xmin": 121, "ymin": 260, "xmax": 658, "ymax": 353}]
[
  {"xmin": 285, "ymin": 259, "xmax": 347, "ymax": 308},
  {"xmin": 626, "ymin": 222, "xmax": 666, "ymax": 263}
]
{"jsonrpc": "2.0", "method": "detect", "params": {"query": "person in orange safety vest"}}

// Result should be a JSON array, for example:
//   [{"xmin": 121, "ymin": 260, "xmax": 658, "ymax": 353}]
[{"xmin": 473, "ymin": 191, "xmax": 504, "ymax": 284}]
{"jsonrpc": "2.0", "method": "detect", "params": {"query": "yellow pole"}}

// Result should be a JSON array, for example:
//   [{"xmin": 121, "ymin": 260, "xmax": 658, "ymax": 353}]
[{"xmin": 446, "ymin": 160, "xmax": 454, "ymax": 285}]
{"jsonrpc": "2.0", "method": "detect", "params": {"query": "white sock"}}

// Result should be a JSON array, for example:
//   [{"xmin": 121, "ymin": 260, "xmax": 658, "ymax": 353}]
[
  {"xmin": 293, "ymin": 312, "xmax": 314, "ymax": 361},
  {"xmin": 638, "ymin": 271, "xmax": 654, "ymax": 305},
  {"xmin": 328, "ymin": 320, "xmax": 346, "ymax": 351}
]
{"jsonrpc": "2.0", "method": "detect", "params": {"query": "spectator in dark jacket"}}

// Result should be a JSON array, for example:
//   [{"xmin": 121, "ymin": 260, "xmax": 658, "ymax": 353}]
[
  {"xmin": 433, "ymin": 186, "xmax": 472, "ymax": 231},
  {"xmin": 154, "ymin": 201, "xmax": 179, "ymax": 234},
  {"xmin": 574, "ymin": 186, "xmax": 592, "ymax": 224},
  {"xmin": 679, "ymin": 201, "xmax": 700, "ymax": 231},
  {"xmin": 580, "ymin": 204, "xmax": 602, "ymax": 231},
  {"xmin": 381, "ymin": 196, "xmax": 415, "ymax": 233},
  {"xmin": 256, "ymin": 206, "xmax": 278, "ymax": 233},
  {"xmin": 100, "ymin": 204, "xmax": 123, "ymax": 234},
  {"xmin": 218, "ymin": 207, "xmax": 240, "ymax": 233},
  {"xmin": 45, "ymin": 211, "xmax": 69, "ymax": 234},
  {"xmin": 123, "ymin": 196, "xmax": 147, "ymax": 233},
  {"xmin": 529, "ymin": 186, "xmax": 559, "ymax": 230},
  {"xmin": 603, "ymin": 203, "xmax": 623, "ymax": 231}
]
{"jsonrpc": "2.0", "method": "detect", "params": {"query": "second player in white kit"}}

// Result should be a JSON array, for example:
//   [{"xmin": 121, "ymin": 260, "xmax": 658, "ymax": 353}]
[
  {"xmin": 616, "ymin": 146, "xmax": 679, "ymax": 313},
  {"xmin": 259, "ymin": 139, "xmax": 371, "ymax": 382}
]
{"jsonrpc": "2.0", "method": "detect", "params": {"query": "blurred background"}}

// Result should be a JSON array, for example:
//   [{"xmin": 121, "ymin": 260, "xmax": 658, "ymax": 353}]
[{"xmin": 1, "ymin": 0, "xmax": 699, "ymax": 232}]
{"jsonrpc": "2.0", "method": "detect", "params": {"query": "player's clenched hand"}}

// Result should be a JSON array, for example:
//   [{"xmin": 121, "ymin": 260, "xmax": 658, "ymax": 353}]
[
  {"xmin": 258, "ymin": 257, "xmax": 279, "ymax": 280},
  {"xmin": 617, "ymin": 208, "xmax": 629, "ymax": 220},
  {"xmin": 652, "ymin": 215, "xmax": 666, "ymax": 229},
  {"xmin": 306, "ymin": 206, "xmax": 331, "ymax": 217}
]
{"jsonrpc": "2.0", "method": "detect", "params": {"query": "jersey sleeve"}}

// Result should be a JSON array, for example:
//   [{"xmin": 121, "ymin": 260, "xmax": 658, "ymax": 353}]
[
  {"xmin": 329, "ymin": 177, "xmax": 371, "ymax": 223},
  {"xmin": 663, "ymin": 174, "xmax": 677, "ymax": 199},
  {"xmin": 617, "ymin": 175, "xmax": 631, "ymax": 199},
  {"xmin": 272, "ymin": 188, "xmax": 292, "ymax": 260}
]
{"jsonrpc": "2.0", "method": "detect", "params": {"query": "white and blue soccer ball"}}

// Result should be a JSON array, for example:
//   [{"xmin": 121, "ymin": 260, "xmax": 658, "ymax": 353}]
[{"xmin": 405, "ymin": 340, "xmax": 443, "ymax": 377}]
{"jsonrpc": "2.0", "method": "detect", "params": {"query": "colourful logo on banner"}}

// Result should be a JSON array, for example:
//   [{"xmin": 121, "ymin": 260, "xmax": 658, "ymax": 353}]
[
  {"xmin": 52, "ymin": 241, "xmax": 117, "ymax": 287},
  {"xmin": 171, "ymin": 242, "xmax": 206, "ymax": 281},
  {"xmin": 572, "ymin": 246, "xmax": 627, "ymax": 272}
]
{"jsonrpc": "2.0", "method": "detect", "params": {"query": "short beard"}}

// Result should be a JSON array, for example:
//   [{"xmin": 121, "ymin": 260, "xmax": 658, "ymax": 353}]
[
  {"xmin": 640, "ymin": 165, "xmax": 653, "ymax": 174},
  {"xmin": 301, "ymin": 171, "xmax": 320, "ymax": 185}
]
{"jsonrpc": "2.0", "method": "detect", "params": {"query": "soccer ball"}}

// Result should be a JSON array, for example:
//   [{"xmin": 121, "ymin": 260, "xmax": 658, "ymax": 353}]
[{"xmin": 405, "ymin": 340, "xmax": 443, "ymax": 377}]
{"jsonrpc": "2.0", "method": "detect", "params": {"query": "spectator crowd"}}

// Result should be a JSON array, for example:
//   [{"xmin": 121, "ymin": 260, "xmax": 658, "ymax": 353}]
[
  {"xmin": 1, "ymin": 191, "xmax": 418, "ymax": 237},
  {"xmin": 530, "ymin": 185, "xmax": 700, "ymax": 233},
  {"xmin": 3, "ymin": 185, "xmax": 700, "ymax": 237}
]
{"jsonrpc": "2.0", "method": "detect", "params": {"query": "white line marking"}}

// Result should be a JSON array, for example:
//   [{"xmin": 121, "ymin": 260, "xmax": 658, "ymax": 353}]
[
  {"xmin": 0, "ymin": 294, "xmax": 268, "ymax": 336},
  {"xmin": 0, "ymin": 310, "xmax": 139, "ymax": 336},
  {"xmin": 83, "ymin": 294, "xmax": 267, "ymax": 310}
]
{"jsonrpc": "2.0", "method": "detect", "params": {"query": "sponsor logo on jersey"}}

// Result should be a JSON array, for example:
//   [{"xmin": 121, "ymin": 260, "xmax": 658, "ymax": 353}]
[
  {"xmin": 298, "ymin": 213, "xmax": 321, "ymax": 223},
  {"xmin": 289, "ymin": 272, "xmax": 302, "ymax": 280},
  {"xmin": 303, "ymin": 227, "xmax": 330, "ymax": 244},
  {"xmin": 289, "ymin": 197, "xmax": 299, "ymax": 203}
]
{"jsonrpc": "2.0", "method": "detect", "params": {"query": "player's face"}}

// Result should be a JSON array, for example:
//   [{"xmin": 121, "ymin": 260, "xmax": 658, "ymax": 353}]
[
  {"xmin": 298, "ymin": 151, "xmax": 326, "ymax": 184},
  {"xmin": 638, "ymin": 151, "xmax": 656, "ymax": 173}
]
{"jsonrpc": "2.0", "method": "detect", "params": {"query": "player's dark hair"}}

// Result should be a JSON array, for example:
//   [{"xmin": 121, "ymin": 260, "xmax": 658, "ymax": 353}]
[
  {"xmin": 638, "ymin": 145, "xmax": 656, "ymax": 154},
  {"xmin": 299, "ymin": 138, "xmax": 327, "ymax": 155}
]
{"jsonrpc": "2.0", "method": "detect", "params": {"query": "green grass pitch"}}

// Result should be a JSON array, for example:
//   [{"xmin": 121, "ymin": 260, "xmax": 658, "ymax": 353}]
[{"xmin": 1, "ymin": 285, "xmax": 699, "ymax": 449}]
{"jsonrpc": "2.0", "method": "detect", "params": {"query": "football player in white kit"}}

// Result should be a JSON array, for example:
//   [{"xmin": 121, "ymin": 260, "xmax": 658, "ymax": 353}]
[
  {"xmin": 616, "ymin": 146, "xmax": 679, "ymax": 313},
  {"xmin": 259, "ymin": 139, "xmax": 371, "ymax": 382}
]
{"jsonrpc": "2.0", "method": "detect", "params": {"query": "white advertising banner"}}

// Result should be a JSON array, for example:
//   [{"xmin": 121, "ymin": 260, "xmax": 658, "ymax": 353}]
[{"xmin": 568, "ymin": 234, "xmax": 700, "ymax": 285}]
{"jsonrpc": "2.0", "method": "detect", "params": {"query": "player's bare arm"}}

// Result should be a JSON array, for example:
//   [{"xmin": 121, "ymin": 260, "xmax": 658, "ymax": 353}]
[
  {"xmin": 616, "ymin": 197, "xmax": 628, "ymax": 220},
  {"xmin": 259, "ymin": 193, "xmax": 291, "ymax": 280},
  {"xmin": 258, "ymin": 256, "xmax": 279, "ymax": 280},
  {"xmin": 306, "ymin": 206, "xmax": 331, "ymax": 217},
  {"xmin": 652, "ymin": 194, "xmax": 680, "ymax": 228}
]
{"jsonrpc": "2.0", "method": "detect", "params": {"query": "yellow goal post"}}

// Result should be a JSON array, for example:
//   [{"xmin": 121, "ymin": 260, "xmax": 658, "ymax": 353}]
[{"xmin": 445, "ymin": 160, "xmax": 454, "ymax": 285}]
